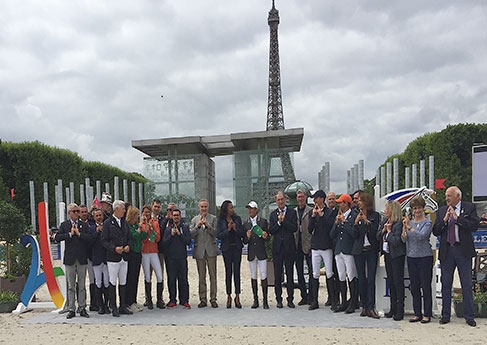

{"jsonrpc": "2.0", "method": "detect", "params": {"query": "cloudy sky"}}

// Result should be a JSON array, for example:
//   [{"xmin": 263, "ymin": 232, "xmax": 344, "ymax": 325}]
[{"xmin": 1, "ymin": 0, "xmax": 486, "ymax": 203}]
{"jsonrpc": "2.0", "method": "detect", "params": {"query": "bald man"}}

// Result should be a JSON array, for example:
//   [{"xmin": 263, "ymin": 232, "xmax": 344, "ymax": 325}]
[{"xmin": 433, "ymin": 186, "xmax": 480, "ymax": 327}]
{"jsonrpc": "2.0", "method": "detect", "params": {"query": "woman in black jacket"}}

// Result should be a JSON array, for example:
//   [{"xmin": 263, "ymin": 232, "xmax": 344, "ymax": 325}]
[
  {"xmin": 352, "ymin": 192, "xmax": 381, "ymax": 319},
  {"xmin": 217, "ymin": 200, "xmax": 245, "ymax": 308},
  {"xmin": 377, "ymin": 200, "xmax": 406, "ymax": 321}
]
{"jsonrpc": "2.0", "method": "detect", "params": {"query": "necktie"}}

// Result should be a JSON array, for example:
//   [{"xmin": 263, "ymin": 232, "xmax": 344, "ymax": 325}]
[{"xmin": 448, "ymin": 212, "xmax": 456, "ymax": 245}]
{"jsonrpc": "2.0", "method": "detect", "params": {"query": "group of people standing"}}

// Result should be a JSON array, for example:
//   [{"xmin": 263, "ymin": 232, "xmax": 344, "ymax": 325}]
[
  {"xmin": 55, "ymin": 186, "xmax": 481, "ymax": 328},
  {"xmin": 55, "ymin": 196, "xmax": 189, "ymax": 318}
]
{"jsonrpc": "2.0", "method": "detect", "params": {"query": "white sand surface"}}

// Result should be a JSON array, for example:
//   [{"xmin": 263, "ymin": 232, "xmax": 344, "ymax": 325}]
[{"xmin": 1, "ymin": 256, "xmax": 484, "ymax": 344}]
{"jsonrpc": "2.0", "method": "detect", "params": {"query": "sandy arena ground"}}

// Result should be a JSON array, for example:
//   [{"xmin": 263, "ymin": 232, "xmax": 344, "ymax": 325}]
[{"xmin": 1, "ymin": 257, "xmax": 484, "ymax": 345}]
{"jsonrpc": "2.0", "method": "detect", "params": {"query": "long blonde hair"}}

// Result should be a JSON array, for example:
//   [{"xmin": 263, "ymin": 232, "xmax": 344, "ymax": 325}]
[
  {"xmin": 125, "ymin": 206, "xmax": 140, "ymax": 225},
  {"xmin": 385, "ymin": 200, "xmax": 402, "ymax": 223}
]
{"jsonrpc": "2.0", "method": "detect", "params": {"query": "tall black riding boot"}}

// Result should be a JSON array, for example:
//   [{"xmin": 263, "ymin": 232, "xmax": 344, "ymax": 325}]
[
  {"xmin": 327, "ymin": 276, "xmax": 338, "ymax": 311},
  {"xmin": 109, "ymin": 284, "xmax": 119, "ymax": 317},
  {"xmin": 145, "ymin": 281, "xmax": 153, "ymax": 309},
  {"xmin": 119, "ymin": 285, "xmax": 133, "ymax": 315},
  {"xmin": 345, "ymin": 278, "xmax": 358, "ymax": 314},
  {"xmin": 156, "ymin": 282, "xmax": 165, "ymax": 309},
  {"xmin": 308, "ymin": 278, "xmax": 319, "ymax": 310},
  {"xmin": 89, "ymin": 283, "xmax": 99, "ymax": 311},
  {"xmin": 96, "ymin": 286, "xmax": 105, "ymax": 315},
  {"xmin": 324, "ymin": 277, "xmax": 332, "ymax": 306},
  {"xmin": 262, "ymin": 278, "xmax": 269, "ymax": 309},
  {"xmin": 251, "ymin": 279, "xmax": 259, "ymax": 308},
  {"xmin": 102, "ymin": 285, "xmax": 111, "ymax": 314},
  {"xmin": 334, "ymin": 280, "xmax": 348, "ymax": 312}
]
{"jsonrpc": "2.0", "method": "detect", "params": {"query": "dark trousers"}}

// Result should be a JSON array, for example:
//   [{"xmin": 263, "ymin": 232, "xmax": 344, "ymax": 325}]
[
  {"xmin": 440, "ymin": 245, "xmax": 474, "ymax": 320},
  {"xmin": 407, "ymin": 256, "xmax": 433, "ymax": 318},
  {"xmin": 222, "ymin": 246, "xmax": 242, "ymax": 295},
  {"xmin": 166, "ymin": 258, "xmax": 189, "ymax": 304},
  {"xmin": 273, "ymin": 250, "xmax": 295, "ymax": 302},
  {"xmin": 354, "ymin": 249, "xmax": 379, "ymax": 310},
  {"xmin": 126, "ymin": 251, "xmax": 142, "ymax": 306},
  {"xmin": 295, "ymin": 244, "xmax": 312, "ymax": 300},
  {"xmin": 384, "ymin": 253, "xmax": 405, "ymax": 315}
]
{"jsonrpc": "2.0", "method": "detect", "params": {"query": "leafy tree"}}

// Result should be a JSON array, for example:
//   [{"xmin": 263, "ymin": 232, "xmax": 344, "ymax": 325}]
[
  {"xmin": 0, "ymin": 201, "xmax": 28, "ymax": 275},
  {"xmin": 0, "ymin": 167, "xmax": 9, "ymax": 202},
  {"xmin": 378, "ymin": 123, "xmax": 487, "ymax": 205},
  {"xmin": 0, "ymin": 140, "xmax": 147, "ymax": 222}
]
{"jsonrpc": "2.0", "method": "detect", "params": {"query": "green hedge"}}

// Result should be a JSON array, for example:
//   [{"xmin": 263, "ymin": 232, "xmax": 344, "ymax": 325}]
[
  {"xmin": 376, "ymin": 123, "xmax": 487, "ymax": 205},
  {"xmin": 0, "ymin": 140, "xmax": 147, "ymax": 224}
]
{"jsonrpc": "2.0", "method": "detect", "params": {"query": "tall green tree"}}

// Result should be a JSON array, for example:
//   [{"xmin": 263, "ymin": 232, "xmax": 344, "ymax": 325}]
[
  {"xmin": 379, "ymin": 123, "xmax": 487, "ymax": 205},
  {"xmin": 0, "ymin": 201, "xmax": 28, "ymax": 275},
  {"xmin": 0, "ymin": 140, "xmax": 147, "ymax": 223}
]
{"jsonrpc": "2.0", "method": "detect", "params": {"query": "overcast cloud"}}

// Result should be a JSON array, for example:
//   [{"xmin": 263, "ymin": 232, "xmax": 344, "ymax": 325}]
[{"xmin": 1, "ymin": 0, "xmax": 486, "ymax": 204}]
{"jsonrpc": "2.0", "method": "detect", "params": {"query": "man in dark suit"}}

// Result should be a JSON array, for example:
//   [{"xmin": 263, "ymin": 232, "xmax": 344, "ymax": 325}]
[
  {"xmin": 433, "ymin": 186, "xmax": 480, "ymax": 327},
  {"xmin": 269, "ymin": 191, "xmax": 298, "ymax": 308},
  {"xmin": 101, "ymin": 200, "xmax": 133, "ymax": 317},
  {"xmin": 55, "ymin": 203, "xmax": 94, "ymax": 319},
  {"xmin": 308, "ymin": 190, "xmax": 337, "ymax": 311},
  {"xmin": 163, "ymin": 209, "xmax": 192, "ymax": 309}
]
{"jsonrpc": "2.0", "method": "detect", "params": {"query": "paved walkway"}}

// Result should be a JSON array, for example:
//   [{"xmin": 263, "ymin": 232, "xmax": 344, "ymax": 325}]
[{"xmin": 23, "ymin": 306, "xmax": 399, "ymax": 328}]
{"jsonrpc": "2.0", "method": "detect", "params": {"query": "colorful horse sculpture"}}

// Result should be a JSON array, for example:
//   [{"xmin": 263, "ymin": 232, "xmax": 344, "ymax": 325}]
[{"xmin": 375, "ymin": 186, "xmax": 438, "ymax": 215}]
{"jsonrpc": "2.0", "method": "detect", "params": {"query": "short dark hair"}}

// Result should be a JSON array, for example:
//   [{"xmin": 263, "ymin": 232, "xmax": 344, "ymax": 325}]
[
  {"xmin": 152, "ymin": 199, "xmax": 161, "ymax": 204},
  {"xmin": 409, "ymin": 196, "xmax": 426, "ymax": 208}
]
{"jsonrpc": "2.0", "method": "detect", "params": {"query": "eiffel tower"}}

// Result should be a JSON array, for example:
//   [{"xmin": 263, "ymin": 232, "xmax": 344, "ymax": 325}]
[{"xmin": 266, "ymin": 0, "xmax": 296, "ymax": 183}]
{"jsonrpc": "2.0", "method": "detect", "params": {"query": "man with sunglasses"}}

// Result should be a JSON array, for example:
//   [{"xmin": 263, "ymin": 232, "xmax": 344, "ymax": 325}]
[{"xmin": 55, "ymin": 203, "xmax": 94, "ymax": 319}]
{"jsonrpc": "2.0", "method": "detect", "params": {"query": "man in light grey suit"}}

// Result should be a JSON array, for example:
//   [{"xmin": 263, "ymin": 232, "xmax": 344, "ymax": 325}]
[{"xmin": 190, "ymin": 199, "xmax": 219, "ymax": 308}]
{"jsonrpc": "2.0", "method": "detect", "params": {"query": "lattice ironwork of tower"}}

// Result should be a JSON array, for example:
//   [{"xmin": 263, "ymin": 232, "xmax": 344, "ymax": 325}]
[
  {"xmin": 266, "ymin": 0, "xmax": 284, "ymax": 131},
  {"xmin": 266, "ymin": 0, "xmax": 296, "ymax": 183}
]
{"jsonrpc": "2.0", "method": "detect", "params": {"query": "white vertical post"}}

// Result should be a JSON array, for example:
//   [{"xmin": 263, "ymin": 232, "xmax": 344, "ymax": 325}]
[
  {"xmin": 420, "ymin": 160, "xmax": 426, "ymax": 187},
  {"xmin": 131, "ymin": 182, "xmax": 136, "ymax": 206},
  {"xmin": 29, "ymin": 181, "xmax": 36, "ymax": 231},
  {"xmin": 80, "ymin": 184, "xmax": 85, "ymax": 205},
  {"xmin": 412, "ymin": 164, "xmax": 418, "ymax": 188},
  {"xmin": 429, "ymin": 155, "xmax": 435, "ymax": 190},
  {"xmin": 69, "ymin": 182, "xmax": 75, "ymax": 204},
  {"xmin": 386, "ymin": 161, "xmax": 392, "ymax": 194},
  {"xmin": 96, "ymin": 180, "xmax": 101, "ymax": 199},
  {"xmin": 358, "ymin": 160, "xmax": 364, "ymax": 190},
  {"xmin": 43, "ymin": 182, "xmax": 49, "ymax": 203},
  {"xmin": 114, "ymin": 176, "xmax": 120, "ymax": 200},
  {"xmin": 138, "ymin": 183, "xmax": 144, "ymax": 209},
  {"xmin": 123, "ymin": 179, "xmax": 128, "ymax": 202},
  {"xmin": 380, "ymin": 166, "xmax": 386, "ymax": 197},
  {"xmin": 393, "ymin": 158, "xmax": 399, "ymax": 192}
]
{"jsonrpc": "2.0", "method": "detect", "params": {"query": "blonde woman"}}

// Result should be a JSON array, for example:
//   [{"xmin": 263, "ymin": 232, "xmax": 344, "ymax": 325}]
[
  {"xmin": 377, "ymin": 200, "xmax": 406, "ymax": 321},
  {"xmin": 140, "ymin": 205, "xmax": 164, "ymax": 309},
  {"xmin": 125, "ymin": 206, "xmax": 148, "ymax": 312}
]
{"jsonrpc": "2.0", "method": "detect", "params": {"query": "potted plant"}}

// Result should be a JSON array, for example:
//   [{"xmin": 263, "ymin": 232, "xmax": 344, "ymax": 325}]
[
  {"xmin": 0, "ymin": 290, "xmax": 18, "ymax": 313},
  {"xmin": 0, "ymin": 201, "xmax": 29, "ymax": 295},
  {"xmin": 474, "ymin": 292, "xmax": 487, "ymax": 318},
  {"xmin": 453, "ymin": 292, "xmax": 481, "ymax": 318}
]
